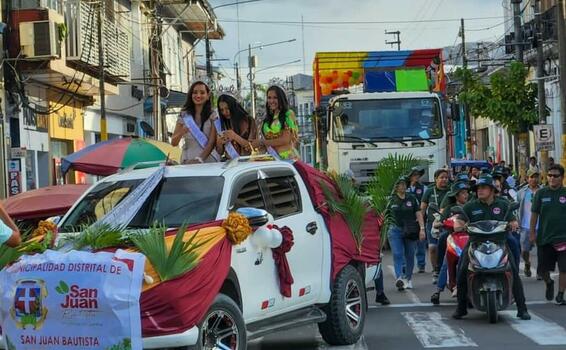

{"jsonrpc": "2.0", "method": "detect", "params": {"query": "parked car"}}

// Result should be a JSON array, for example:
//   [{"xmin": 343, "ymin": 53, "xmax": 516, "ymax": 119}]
[{"xmin": 39, "ymin": 160, "xmax": 379, "ymax": 349}]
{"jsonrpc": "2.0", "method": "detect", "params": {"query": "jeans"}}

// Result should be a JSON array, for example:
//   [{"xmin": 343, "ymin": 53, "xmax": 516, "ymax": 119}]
[
  {"xmin": 389, "ymin": 225, "xmax": 418, "ymax": 281},
  {"xmin": 416, "ymin": 239, "xmax": 427, "ymax": 269},
  {"xmin": 456, "ymin": 240, "xmax": 527, "ymax": 312},
  {"xmin": 437, "ymin": 257, "xmax": 448, "ymax": 290}
]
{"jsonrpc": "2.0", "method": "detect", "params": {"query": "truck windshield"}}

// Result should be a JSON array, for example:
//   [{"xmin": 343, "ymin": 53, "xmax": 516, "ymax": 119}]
[
  {"xmin": 59, "ymin": 176, "xmax": 224, "ymax": 232},
  {"xmin": 332, "ymin": 97, "xmax": 443, "ymax": 142}
]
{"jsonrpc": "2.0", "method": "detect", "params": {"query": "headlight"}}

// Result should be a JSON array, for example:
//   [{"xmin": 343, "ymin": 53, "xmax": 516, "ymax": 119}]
[{"xmin": 473, "ymin": 249, "xmax": 503, "ymax": 269}]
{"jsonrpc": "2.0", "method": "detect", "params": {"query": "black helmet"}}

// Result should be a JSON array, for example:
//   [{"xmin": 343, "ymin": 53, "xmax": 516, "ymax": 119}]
[{"xmin": 472, "ymin": 174, "xmax": 498, "ymax": 192}]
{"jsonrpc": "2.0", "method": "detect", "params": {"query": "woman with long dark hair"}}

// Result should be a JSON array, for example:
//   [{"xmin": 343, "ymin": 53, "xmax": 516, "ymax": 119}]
[
  {"xmin": 171, "ymin": 81, "xmax": 218, "ymax": 164},
  {"xmin": 251, "ymin": 85, "xmax": 299, "ymax": 160},
  {"xmin": 215, "ymin": 94, "xmax": 257, "ymax": 159}
]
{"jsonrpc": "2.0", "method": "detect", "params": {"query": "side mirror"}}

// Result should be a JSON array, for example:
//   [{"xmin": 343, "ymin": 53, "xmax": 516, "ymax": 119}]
[{"xmin": 236, "ymin": 207, "xmax": 270, "ymax": 227}]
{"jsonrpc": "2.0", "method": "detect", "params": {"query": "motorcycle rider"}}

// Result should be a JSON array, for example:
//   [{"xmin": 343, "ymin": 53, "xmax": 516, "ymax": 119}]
[
  {"xmin": 431, "ymin": 180, "xmax": 471, "ymax": 305},
  {"xmin": 452, "ymin": 174, "xmax": 531, "ymax": 320}
]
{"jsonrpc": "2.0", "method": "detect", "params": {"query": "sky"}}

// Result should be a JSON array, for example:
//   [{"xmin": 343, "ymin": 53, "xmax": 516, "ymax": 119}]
[{"xmin": 203, "ymin": 0, "xmax": 508, "ymax": 89}]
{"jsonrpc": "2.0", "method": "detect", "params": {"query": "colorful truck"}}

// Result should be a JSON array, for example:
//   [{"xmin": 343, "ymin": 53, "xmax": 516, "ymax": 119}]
[{"xmin": 313, "ymin": 49, "xmax": 448, "ymax": 184}]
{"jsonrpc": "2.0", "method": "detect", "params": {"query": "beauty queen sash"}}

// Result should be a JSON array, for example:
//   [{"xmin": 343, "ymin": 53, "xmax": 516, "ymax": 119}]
[
  {"xmin": 213, "ymin": 119, "xmax": 240, "ymax": 160},
  {"xmin": 266, "ymin": 145, "xmax": 280, "ymax": 160},
  {"xmin": 182, "ymin": 112, "xmax": 219, "ymax": 161}
]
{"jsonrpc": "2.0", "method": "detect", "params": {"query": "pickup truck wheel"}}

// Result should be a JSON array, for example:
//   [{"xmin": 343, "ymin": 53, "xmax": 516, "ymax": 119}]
[
  {"xmin": 195, "ymin": 294, "xmax": 247, "ymax": 350},
  {"xmin": 318, "ymin": 265, "xmax": 366, "ymax": 345}
]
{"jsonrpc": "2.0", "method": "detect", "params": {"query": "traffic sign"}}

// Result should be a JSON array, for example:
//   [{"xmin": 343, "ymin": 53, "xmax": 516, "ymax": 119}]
[{"xmin": 533, "ymin": 124, "xmax": 555, "ymax": 151}]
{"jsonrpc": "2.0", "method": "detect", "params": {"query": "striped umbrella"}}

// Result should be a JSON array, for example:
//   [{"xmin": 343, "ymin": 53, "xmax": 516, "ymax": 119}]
[{"xmin": 61, "ymin": 137, "xmax": 181, "ymax": 176}]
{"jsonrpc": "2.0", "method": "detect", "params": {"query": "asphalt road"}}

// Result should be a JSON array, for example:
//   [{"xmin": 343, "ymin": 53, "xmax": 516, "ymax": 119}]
[{"xmin": 249, "ymin": 250, "xmax": 566, "ymax": 350}]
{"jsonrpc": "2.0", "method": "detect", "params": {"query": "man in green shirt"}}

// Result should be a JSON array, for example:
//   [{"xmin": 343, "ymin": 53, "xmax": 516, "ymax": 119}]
[
  {"xmin": 453, "ymin": 174, "xmax": 530, "ymax": 320},
  {"xmin": 530, "ymin": 164, "xmax": 566, "ymax": 305}
]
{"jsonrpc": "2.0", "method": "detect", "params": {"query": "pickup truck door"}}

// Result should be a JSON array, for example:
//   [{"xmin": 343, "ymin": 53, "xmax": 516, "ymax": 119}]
[
  {"xmin": 260, "ymin": 170, "xmax": 324, "ymax": 309},
  {"xmin": 227, "ymin": 171, "xmax": 286, "ymax": 321}
]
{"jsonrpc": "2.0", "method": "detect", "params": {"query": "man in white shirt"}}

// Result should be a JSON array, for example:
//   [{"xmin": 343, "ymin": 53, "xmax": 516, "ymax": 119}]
[{"xmin": 517, "ymin": 168, "xmax": 541, "ymax": 277}]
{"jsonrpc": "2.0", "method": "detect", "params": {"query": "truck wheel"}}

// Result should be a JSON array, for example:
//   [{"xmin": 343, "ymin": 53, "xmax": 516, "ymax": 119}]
[
  {"xmin": 195, "ymin": 294, "xmax": 247, "ymax": 350},
  {"xmin": 318, "ymin": 265, "xmax": 367, "ymax": 345}
]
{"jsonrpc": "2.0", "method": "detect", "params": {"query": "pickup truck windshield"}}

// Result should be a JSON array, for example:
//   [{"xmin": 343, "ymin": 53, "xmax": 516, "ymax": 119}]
[
  {"xmin": 332, "ymin": 97, "xmax": 443, "ymax": 142},
  {"xmin": 59, "ymin": 176, "xmax": 224, "ymax": 232}
]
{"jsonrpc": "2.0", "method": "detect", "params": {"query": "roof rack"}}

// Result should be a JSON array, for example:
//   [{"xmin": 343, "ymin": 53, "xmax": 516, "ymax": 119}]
[{"xmin": 222, "ymin": 154, "xmax": 278, "ymax": 169}]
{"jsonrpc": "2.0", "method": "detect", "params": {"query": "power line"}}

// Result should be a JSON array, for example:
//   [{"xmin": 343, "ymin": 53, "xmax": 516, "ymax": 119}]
[{"xmin": 217, "ymin": 16, "xmax": 505, "ymax": 25}]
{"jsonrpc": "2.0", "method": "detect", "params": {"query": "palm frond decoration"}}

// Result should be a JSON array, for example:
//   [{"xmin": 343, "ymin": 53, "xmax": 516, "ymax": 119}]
[
  {"xmin": 65, "ymin": 223, "xmax": 129, "ymax": 251},
  {"xmin": 321, "ymin": 173, "xmax": 370, "ymax": 253},
  {"xmin": 366, "ymin": 153, "xmax": 430, "ymax": 246},
  {"xmin": 0, "ymin": 230, "xmax": 56, "ymax": 270},
  {"xmin": 130, "ymin": 223, "xmax": 211, "ymax": 282}
]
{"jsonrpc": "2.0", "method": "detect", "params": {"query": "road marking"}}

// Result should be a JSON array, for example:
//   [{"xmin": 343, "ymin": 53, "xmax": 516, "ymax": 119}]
[
  {"xmin": 501, "ymin": 310, "xmax": 566, "ymax": 345},
  {"xmin": 370, "ymin": 300, "xmax": 552, "ymax": 309},
  {"xmin": 317, "ymin": 335, "xmax": 368, "ymax": 349},
  {"xmin": 401, "ymin": 312, "xmax": 477, "ymax": 348},
  {"xmin": 387, "ymin": 265, "xmax": 422, "ymax": 304}
]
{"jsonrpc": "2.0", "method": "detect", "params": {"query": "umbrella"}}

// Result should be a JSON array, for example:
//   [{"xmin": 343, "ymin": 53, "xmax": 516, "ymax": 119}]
[
  {"xmin": 3, "ymin": 184, "xmax": 90, "ymax": 220},
  {"xmin": 61, "ymin": 137, "xmax": 181, "ymax": 176}
]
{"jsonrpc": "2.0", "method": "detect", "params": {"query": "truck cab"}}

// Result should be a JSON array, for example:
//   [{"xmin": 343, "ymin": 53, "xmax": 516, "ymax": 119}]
[{"xmin": 323, "ymin": 91, "xmax": 447, "ymax": 185}]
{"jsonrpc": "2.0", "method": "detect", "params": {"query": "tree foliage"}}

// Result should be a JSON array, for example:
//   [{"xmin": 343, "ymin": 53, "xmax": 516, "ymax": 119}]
[{"xmin": 455, "ymin": 61, "xmax": 538, "ymax": 133}]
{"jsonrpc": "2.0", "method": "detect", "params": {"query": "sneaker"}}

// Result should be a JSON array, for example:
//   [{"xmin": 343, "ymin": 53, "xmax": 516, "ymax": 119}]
[
  {"xmin": 524, "ymin": 263, "xmax": 532, "ymax": 277},
  {"xmin": 395, "ymin": 278, "xmax": 405, "ymax": 291},
  {"xmin": 405, "ymin": 280, "xmax": 413, "ymax": 289},
  {"xmin": 431, "ymin": 292, "xmax": 440, "ymax": 305},
  {"xmin": 451, "ymin": 288, "xmax": 458, "ymax": 298},
  {"xmin": 556, "ymin": 292, "xmax": 566, "ymax": 305},
  {"xmin": 546, "ymin": 280, "xmax": 555, "ymax": 301},
  {"xmin": 517, "ymin": 309, "xmax": 531, "ymax": 320},
  {"xmin": 418, "ymin": 266, "xmax": 426, "ymax": 273},
  {"xmin": 375, "ymin": 293, "xmax": 391, "ymax": 305}
]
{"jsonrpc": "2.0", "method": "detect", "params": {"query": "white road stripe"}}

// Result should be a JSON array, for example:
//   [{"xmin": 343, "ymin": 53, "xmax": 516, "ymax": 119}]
[
  {"xmin": 370, "ymin": 300, "xmax": 551, "ymax": 309},
  {"xmin": 317, "ymin": 335, "xmax": 368, "ymax": 349},
  {"xmin": 500, "ymin": 310, "xmax": 566, "ymax": 345},
  {"xmin": 401, "ymin": 312, "xmax": 477, "ymax": 348},
  {"xmin": 387, "ymin": 265, "xmax": 422, "ymax": 304}
]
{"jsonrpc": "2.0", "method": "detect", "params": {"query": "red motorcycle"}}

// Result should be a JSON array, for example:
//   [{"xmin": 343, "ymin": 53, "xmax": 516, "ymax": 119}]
[{"xmin": 443, "ymin": 217, "xmax": 469, "ymax": 292}]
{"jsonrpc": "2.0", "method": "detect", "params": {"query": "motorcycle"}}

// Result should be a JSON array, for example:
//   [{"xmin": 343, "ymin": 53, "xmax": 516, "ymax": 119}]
[{"xmin": 451, "ymin": 202, "xmax": 519, "ymax": 324}]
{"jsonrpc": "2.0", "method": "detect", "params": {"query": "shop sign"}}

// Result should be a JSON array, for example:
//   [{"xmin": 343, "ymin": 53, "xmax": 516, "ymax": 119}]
[{"xmin": 8, "ymin": 159, "xmax": 21, "ymax": 196}]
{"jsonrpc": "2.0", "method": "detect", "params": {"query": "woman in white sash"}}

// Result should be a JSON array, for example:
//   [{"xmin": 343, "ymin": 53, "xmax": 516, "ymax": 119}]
[
  {"xmin": 171, "ymin": 81, "xmax": 218, "ymax": 164},
  {"xmin": 215, "ymin": 94, "xmax": 257, "ymax": 159}
]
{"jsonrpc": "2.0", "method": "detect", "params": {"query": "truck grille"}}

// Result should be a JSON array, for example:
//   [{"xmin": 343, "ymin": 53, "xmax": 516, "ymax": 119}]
[{"xmin": 350, "ymin": 161, "xmax": 379, "ymax": 188}]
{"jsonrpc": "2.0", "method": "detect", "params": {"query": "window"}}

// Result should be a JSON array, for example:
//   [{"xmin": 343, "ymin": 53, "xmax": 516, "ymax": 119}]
[
  {"xmin": 233, "ymin": 180, "xmax": 266, "ymax": 210},
  {"xmin": 265, "ymin": 176, "xmax": 301, "ymax": 218},
  {"xmin": 60, "ymin": 176, "xmax": 224, "ymax": 231}
]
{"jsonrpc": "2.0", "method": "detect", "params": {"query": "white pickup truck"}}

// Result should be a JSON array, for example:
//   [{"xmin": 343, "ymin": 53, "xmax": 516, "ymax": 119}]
[{"xmin": 52, "ymin": 159, "xmax": 380, "ymax": 350}]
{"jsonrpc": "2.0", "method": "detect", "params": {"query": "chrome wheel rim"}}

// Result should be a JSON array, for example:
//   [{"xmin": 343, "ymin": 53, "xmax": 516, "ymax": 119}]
[
  {"xmin": 345, "ymin": 279, "xmax": 363, "ymax": 330},
  {"xmin": 201, "ymin": 310, "xmax": 239, "ymax": 350}
]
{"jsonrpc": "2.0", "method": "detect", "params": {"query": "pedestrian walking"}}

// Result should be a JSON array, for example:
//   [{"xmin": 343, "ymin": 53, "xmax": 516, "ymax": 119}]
[
  {"xmin": 387, "ymin": 176, "xmax": 426, "ymax": 291},
  {"xmin": 407, "ymin": 166, "xmax": 427, "ymax": 273},
  {"xmin": 251, "ymin": 85, "xmax": 300, "ymax": 160},
  {"xmin": 216, "ymin": 93, "xmax": 257, "ymax": 159},
  {"xmin": 171, "ymin": 81, "xmax": 219, "ymax": 164},
  {"xmin": 421, "ymin": 169, "xmax": 450, "ymax": 283},
  {"xmin": 517, "ymin": 168, "xmax": 541, "ymax": 278},
  {"xmin": 530, "ymin": 164, "xmax": 566, "ymax": 305},
  {"xmin": 0, "ymin": 202, "xmax": 20, "ymax": 247}
]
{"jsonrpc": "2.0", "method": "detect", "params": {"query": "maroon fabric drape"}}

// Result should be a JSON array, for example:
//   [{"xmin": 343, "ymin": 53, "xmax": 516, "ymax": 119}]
[
  {"xmin": 271, "ymin": 225, "xmax": 294, "ymax": 297},
  {"xmin": 140, "ymin": 237, "xmax": 232, "ymax": 337},
  {"xmin": 293, "ymin": 161, "xmax": 381, "ymax": 280}
]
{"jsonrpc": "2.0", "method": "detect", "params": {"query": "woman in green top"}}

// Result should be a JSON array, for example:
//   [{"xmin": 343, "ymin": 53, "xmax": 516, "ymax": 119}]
[{"xmin": 251, "ymin": 85, "xmax": 300, "ymax": 160}]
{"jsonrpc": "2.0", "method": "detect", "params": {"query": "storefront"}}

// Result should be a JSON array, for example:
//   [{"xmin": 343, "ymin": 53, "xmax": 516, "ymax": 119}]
[
  {"xmin": 49, "ymin": 102, "xmax": 86, "ymax": 185},
  {"xmin": 83, "ymin": 109, "xmax": 138, "ymax": 146}
]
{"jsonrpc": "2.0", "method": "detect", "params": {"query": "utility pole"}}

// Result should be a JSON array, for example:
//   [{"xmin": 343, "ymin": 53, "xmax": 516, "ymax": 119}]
[
  {"xmin": 558, "ymin": 0, "xmax": 566, "ymax": 167},
  {"xmin": 535, "ymin": 0, "xmax": 549, "ymax": 178},
  {"xmin": 234, "ymin": 62, "xmax": 241, "ymax": 93},
  {"xmin": 512, "ymin": 0, "xmax": 524, "ymax": 62},
  {"xmin": 150, "ymin": 1, "xmax": 162, "ymax": 141},
  {"xmin": 205, "ymin": 21, "xmax": 213, "ymax": 82},
  {"xmin": 385, "ymin": 30, "xmax": 401, "ymax": 51},
  {"xmin": 248, "ymin": 44, "xmax": 257, "ymax": 119},
  {"xmin": 97, "ymin": 1, "xmax": 107, "ymax": 141},
  {"xmin": 460, "ymin": 18, "xmax": 472, "ymax": 157}
]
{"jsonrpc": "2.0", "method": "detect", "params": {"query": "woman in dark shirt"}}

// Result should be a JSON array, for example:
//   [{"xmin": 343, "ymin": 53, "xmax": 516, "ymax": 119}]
[
  {"xmin": 387, "ymin": 176, "xmax": 426, "ymax": 291},
  {"xmin": 216, "ymin": 94, "xmax": 257, "ymax": 159}
]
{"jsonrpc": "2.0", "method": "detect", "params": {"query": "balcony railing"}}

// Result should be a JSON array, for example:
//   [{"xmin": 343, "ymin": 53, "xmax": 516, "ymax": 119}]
[{"xmin": 65, "ymin": 1, "xmax": 130, "ymax": 82}]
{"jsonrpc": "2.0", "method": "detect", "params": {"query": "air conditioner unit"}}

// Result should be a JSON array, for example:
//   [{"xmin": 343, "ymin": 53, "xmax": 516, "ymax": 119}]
[{"xmin": 19, "ymin": 20, "xmax": 61, "ymax": 59}]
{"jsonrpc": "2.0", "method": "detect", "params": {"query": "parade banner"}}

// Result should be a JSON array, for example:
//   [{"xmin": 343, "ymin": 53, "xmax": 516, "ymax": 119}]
[{"xmin": 0, "ymin": 249, "xmax": 145, "ymax": 350}]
